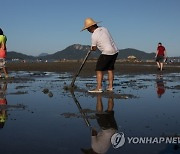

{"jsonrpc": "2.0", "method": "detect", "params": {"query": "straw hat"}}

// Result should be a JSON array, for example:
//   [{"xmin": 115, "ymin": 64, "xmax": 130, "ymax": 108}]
[{"xmin": 81, "ymin": 18, "xmax": 101, "ymax": 31}]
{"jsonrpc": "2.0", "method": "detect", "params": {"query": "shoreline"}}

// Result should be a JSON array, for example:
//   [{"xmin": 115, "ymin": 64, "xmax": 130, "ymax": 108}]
[{"xmin": 7, "ymin": 61, "xmax": 180, "ymax": 76}]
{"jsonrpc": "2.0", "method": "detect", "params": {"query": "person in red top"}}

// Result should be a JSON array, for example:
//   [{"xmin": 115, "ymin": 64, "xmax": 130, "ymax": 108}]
[{"xmin": 155, "ymin": 42, "xmax": 167, "ymax": 71}]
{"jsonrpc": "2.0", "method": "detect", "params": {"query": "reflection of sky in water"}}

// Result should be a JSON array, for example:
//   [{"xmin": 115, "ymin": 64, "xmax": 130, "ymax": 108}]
[{"xmin": 0, "ymin": 72, "xmax": 180, "ymax": 154}]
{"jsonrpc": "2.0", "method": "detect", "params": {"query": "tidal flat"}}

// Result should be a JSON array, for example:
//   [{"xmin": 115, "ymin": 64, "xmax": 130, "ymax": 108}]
[{"xmin": 0, "ymin": 70, "xmax": 180, "ymax": 154}]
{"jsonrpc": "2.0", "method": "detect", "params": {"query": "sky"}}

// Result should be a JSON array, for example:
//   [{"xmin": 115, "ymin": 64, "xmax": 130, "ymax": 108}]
[{"xmin": 1, "ymin": 0, "xmax": 180, "ymax": 56}]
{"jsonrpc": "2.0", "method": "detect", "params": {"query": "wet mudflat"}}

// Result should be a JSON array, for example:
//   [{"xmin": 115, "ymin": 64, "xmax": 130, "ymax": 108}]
[{"xmin": 0, "ymin": 71, "xmax": 180, "ymax": 154}]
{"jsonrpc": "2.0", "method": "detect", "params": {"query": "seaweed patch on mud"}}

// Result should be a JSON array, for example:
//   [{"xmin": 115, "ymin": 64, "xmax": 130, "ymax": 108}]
[
  {"xmin": 8, "ymin": 91, "xmax": 28, "ymax": 95},
  {"xmin": 173, "ymin": 85, "xmax": 180, "ymax": 90},
  {"xmin": 15, "ymin": 86, "xmax": 30, "ymax": 89},
  {"xmin": 166, "ymin": 85, "xmax": 180, "ymax": 90},
  {"xmin": 42, "ymin": 88, "xmax": 54, "ymax": 97},
  {"xmin": 2, "ymin": 77, "xmax": 35, "ymax": 83},
  {"xmin": 0, "ymin": 104, "xmax": 26, "ymax": 110},
  {"xmin": 61, "ymin": 112, "xmax": 97, "ymax": 119},
  {"xmin": 88, "ymin": 92, "xmax": 137, "ymax": 99},
  {"xmin": 68, "ymin": 87, "xmax": 137, "ymax": 99}
]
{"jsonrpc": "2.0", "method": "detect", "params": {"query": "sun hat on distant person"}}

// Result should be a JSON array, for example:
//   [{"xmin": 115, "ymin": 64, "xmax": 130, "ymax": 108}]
[{"xmin": 81, "ymin": 18, "xmax": 101, "ymax": 31}]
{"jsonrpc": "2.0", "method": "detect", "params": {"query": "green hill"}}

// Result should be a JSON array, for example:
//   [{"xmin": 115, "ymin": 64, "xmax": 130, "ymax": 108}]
[{"xmin": 7, "ymin": 44, "xmax": 156, "ymax": 61}]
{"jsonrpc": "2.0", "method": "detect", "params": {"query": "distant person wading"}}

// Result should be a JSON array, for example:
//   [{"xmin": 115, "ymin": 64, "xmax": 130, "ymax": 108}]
[
  {"xmin": 81, "ymin": 18, "xmax": 119, "ymax": 93},
  {"xmin": 155, "ymin": 42, "xmax": 167, "ymax": 71}
]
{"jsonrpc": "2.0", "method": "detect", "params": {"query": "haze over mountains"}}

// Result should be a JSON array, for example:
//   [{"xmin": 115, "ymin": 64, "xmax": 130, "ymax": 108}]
[{"xmin": 7, "ymin": 44, "xmax": 156, "ymax": 60}]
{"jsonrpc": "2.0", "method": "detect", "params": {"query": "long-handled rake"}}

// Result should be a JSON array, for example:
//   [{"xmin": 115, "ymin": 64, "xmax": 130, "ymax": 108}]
[{"xmin": 70, "ymin": 50, "xmax": 91, "ymax": 88}]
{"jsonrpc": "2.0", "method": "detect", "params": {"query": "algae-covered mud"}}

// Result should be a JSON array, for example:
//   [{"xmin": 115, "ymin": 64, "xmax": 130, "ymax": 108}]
[{"xmin": 0, "ymin": 71, "xmax": 180, "ymax": 154}]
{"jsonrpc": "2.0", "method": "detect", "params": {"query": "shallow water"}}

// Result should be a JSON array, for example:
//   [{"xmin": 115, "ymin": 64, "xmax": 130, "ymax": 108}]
[{"xmin": 0, "ymin": 72, "xmax": 180, "ymax": 154}]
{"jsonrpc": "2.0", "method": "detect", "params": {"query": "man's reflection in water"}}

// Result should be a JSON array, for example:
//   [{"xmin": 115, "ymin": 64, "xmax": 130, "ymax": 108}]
[
  {"xmin": 82, "ymin": 94, "xmax": 118, "ymax": 154},
  {"xmin": 0, "ymin": 82, "xmax": 7, "ymax": 129},
  {"xmin": 156, "ymin": 74, "xmax": 166, "ymax": 98}
]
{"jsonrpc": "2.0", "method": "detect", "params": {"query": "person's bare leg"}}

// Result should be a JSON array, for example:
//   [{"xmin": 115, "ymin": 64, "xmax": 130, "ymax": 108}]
[
  {"xmin": 96, "ymin": 71, "xmax": 103, "ymax": 90},
  {"xmin": 160, "ymin": 62, "xmax": 163, "ymax": 71},
  {"xmin": 108, "ymin": 70, "xmax": 114, "ymax": 89},
  {"xmin": 156, "ymin": 62, "xmax": 160, "ymax": 69},
  {"xmin": 0, "ymin": 68, "xmax": 2, "ymax": 77},
  {"xmin": 3, "ymin": 67, "xmax": 8, "ymax": 77}
]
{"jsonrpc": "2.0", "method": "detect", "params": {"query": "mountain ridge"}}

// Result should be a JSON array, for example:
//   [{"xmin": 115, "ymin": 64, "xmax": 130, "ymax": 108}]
[{"xmin": 7, "ymin": 44, "xmax": 157, "ymax": 60}]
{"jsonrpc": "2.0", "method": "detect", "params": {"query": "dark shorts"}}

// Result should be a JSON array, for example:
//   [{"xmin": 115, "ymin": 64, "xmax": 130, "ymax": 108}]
[
  {"xmin": 96, "ymin": 53, "xmax": 118, "ymax": 71},
  {"xmin": 156, "ymin": 55, "xmax": 164, "ymax": 62}
]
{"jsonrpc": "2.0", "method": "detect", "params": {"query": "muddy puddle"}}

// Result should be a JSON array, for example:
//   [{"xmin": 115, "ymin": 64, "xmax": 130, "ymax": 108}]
[{"xmin": 0, "ymin": 71, "xmax": 180, "ymax": 154}]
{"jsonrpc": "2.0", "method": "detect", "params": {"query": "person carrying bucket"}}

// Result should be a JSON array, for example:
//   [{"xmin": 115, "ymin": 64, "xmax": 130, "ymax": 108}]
[{"xmin": 81, "ymin": 18, "xmax": 119, "ymax": 93}]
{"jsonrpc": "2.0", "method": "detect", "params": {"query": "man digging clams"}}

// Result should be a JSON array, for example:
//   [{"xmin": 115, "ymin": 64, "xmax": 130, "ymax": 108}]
[{"xmin": 82, "ymin": 18, "xmax": 119, "ymax": 93}]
